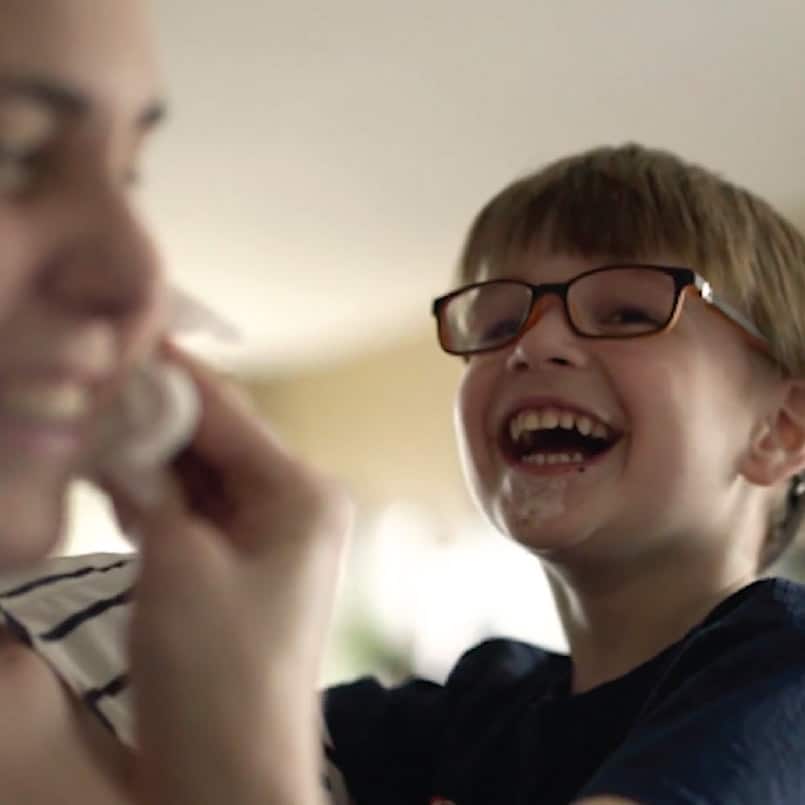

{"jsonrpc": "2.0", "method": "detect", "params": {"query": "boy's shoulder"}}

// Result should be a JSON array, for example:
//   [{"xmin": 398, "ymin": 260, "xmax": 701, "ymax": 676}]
[
  {"xmin": 679, "ymin": 575, "xmax": 805, "ymax": 656},
  {"xmin": 438, "ymin": 577, "xmax": 805, "ymax": 705},
  {"xmin": 635, "ymin": 576, "xmax": 805, "ymax": 719},
  {"xmin": 703, "ymin": 575, "xmax": 805, "ymax": 626},
  {"xmin": 572, "ymin": 579, "xmax": 805, "ymax": 803}
]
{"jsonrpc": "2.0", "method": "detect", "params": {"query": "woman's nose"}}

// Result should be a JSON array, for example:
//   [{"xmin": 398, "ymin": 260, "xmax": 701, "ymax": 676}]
[{"xmin": 37, "ymin": 182, "xmax": 163, "ymax": 325}]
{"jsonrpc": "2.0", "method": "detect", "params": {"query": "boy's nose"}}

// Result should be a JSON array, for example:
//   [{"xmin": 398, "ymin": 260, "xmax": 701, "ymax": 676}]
[
  {"xmin": 505, "ymin": 293, "xmax": 587, "ymax": 370},
  {"xmin": 525, "ymin": 294, "xmax": 565, "ymax": 331}
]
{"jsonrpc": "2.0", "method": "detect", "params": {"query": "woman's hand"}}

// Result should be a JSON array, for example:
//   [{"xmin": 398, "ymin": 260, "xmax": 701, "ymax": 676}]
[{"xmin": 102, "ymin": 343, "xmax": 353, "ymax": 805}]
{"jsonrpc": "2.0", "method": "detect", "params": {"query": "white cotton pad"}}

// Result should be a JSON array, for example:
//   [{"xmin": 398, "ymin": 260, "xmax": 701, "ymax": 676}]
[
  {"xmin": 86, "ymin": 286, "xmax": 237, "ymax": 510},
  {"xmin": 89, "ymin": 360, "xmax": 201, "ymax": 510},
  {"xmin": 99, "ymin": 361, "xmax": 201, "ymax": 469}
]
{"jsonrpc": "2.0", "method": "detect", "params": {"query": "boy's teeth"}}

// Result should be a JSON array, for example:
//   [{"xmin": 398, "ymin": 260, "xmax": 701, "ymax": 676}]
[
  {"xmin": 0, "ymin": 385, "xmax": 91, "ymax": 421},
  {"xmin": 541, "ymin": 410, "xmax": 559, "ymax": 429},
  {"xmin": 509, "ymin": 406, "xmax": 612, "ymax": 443},
  {"xmin": 592, "ymin": 423, "xmax": 608, "ymax": 439}
]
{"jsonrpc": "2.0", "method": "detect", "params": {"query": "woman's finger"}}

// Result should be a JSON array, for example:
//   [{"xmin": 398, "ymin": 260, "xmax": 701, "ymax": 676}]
[{"xmin": 157, "ymin": 340, "xmax": 297, "ymax": 488}]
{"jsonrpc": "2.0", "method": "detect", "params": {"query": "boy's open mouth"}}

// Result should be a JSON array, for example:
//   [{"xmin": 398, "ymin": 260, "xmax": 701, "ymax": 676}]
[{"xmin": 499, "ymin": 406, "xmax": 622, "ymax": 468}]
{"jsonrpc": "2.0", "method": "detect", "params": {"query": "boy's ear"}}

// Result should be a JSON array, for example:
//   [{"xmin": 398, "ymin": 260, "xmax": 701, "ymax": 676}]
[{"xmin": 741, "ymin": 380, "xmax": 805, "ymax": 487}]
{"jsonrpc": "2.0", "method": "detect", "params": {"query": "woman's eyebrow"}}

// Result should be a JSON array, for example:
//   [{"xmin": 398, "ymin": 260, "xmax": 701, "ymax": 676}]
[{"xmin": 0, "ymin": 73, "xmax": 167, "ymax": 130}]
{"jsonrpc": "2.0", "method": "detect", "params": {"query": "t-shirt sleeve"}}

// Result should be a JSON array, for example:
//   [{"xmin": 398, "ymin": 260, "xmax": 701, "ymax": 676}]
[
  {"xmin": 324, "ymin": 675, "xmax": 448, "ymax": 805},
  {"xmin": 577, "ymin": 627, "xmax": 805, "ymax": 804}
]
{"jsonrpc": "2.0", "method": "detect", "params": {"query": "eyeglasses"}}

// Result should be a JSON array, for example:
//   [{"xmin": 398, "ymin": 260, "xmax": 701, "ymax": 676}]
[{"xmin": 432, "ymin": 264, "xmax": 771, "ymax": 358}]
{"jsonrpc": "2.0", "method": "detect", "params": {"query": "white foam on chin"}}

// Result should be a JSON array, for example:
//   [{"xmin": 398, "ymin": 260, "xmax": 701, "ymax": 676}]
[{"xmin": 499, "ymin": 472, "xmax": 569, "ymax": 529}]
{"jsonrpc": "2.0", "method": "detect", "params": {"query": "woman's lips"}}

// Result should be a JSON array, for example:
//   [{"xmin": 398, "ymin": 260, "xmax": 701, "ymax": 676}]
[
  {"xmin": 0, "ymin": 410, "xmax": 84, "ymax": 458},
  {"xmin": 0, "ymin": 373, "xmax": 107, "ymax": 460}
]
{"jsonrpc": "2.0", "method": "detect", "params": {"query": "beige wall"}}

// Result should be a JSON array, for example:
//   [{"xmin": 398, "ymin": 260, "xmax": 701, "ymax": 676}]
[{"xmin": 241, "ymin": 326, "xmax": 475, "ymax": 527}]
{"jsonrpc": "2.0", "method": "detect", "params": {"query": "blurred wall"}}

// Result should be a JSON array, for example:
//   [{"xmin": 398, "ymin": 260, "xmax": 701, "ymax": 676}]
[{"xmin": 241, "ymin": 325, "xmax": 472, "ymax": 528}]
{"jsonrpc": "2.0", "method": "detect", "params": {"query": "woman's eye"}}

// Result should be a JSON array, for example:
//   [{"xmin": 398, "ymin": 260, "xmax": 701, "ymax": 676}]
[{"xmin": 0, "ymin": 147, "xmax": 43, "ymax": 195}]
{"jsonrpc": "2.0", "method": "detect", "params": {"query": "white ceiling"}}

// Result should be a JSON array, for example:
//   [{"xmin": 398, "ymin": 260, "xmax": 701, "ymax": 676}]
[{"xmin": 145, "ymin": 0, "xmax": 805, "ymax": 372}]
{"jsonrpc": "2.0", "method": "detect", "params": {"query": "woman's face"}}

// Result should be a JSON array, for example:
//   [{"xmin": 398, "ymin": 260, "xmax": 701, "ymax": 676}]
[{"xmin": 0, "ymin": 0, "xmax": 166, "ymax": 564}]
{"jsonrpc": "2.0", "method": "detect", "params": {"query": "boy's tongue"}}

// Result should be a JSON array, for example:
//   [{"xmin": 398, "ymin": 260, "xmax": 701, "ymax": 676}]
[{"xmin": 516, "ymin": 427, "xmax": 609, "ymax": 459}]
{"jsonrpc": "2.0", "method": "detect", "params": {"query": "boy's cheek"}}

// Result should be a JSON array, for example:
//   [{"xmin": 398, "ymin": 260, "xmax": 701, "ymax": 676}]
[
  {"xmin": 452, "ymin": 399, "xmax": 494, "ymax": 496},
  {"xmin": 453, "ymin": 376, "xmax": 479, "ymax": 447}
]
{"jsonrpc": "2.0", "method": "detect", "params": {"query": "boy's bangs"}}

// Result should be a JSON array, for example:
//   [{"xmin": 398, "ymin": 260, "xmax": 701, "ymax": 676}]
[
  {"xmin": 458, "ymin": 148, "xmax": 734, "ymax": 290},
  {"xmin": 456, "ymin": 144, "xmax": 805, "ymax": 378}
]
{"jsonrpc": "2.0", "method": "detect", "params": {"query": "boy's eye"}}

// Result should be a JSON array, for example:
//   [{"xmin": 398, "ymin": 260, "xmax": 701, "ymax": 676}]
[
  {"xmin": 613, "ymin": 308, "xmax": 651, "ymax": 322},
  {"xmin": 606, "ymin": 307, "xmax": 659, "ymax": 326},
  {"xmin": 481, "ymin": 317, "xmax": 522, "ymax": 342}
]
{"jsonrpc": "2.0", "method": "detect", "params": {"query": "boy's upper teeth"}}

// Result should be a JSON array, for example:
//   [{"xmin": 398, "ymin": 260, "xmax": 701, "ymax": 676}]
[{"xmin": 508, "ymin": 407, "xmax": 611, "ymax": 443}]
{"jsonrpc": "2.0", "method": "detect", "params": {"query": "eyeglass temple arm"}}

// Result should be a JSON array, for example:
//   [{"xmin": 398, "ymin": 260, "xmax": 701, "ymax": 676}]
[{"xmin": 696, "ymin": 281, "xmax": 771, "ymax": 354}]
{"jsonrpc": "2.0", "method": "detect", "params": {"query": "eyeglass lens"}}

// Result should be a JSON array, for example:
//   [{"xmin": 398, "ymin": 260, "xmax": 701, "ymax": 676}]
[{"xmin": 440, "ymin": 267, "xmax": 677, "ymax": 353}]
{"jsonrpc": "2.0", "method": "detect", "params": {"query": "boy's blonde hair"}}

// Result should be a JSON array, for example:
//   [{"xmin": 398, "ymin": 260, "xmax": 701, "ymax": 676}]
[{"xmin": 456, "ymin": 143, "xmax": 805, "ymax": 570}]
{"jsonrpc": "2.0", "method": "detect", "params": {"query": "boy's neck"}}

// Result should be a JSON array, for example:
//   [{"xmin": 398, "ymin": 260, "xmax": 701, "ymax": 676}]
[{"xmin": 544, "ymin": 555, "xmax": 757, "ymax": 695}]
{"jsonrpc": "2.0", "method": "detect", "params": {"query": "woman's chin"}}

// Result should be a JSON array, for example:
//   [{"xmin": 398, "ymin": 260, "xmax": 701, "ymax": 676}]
[{"xmin": 0, "ymin": 484, "xmax": 67, "ymax": 570}]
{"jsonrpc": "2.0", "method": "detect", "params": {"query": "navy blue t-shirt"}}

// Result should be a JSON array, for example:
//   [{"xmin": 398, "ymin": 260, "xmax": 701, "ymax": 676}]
[{"xmin": 325, "ymin": 577, "xmax": 805, "ymax": 804}]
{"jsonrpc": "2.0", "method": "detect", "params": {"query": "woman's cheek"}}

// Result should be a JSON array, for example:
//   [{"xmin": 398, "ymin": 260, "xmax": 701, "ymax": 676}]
[{"xmin": 0, "ymin": 218, "xmax": 35, "ymax": 323}]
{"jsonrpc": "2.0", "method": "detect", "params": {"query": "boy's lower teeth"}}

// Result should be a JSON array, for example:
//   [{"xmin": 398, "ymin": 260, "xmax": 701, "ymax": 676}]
[{"xmin": 522, "ymin": 452, "xmax": 585, "ymax": 465}]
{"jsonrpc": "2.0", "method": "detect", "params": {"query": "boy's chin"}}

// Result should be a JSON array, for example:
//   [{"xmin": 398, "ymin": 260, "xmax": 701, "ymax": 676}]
[
  {"xmin": 0, "ymin": 482, "xmax": 67, "ymax": 570},
  {"xmin": 505, "ymin": 524, "xmax": 586, "ymax": 556},
  {"xmin": 492, "ymin": 504, "xmax": 594, "ymax": 558}
]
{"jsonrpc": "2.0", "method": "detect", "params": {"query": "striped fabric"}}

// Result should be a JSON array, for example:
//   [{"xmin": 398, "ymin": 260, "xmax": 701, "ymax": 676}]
[{"xmin": 0, "ymin": 552, "xmax": 354, "ymax": 804}]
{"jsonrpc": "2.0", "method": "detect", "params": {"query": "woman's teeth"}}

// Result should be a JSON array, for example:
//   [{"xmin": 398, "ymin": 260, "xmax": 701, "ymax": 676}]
[
  {"xmin": 0, "ymin": 384, "xmax": 91, "ymax": 422},
  {"xmin": 523, "ymin": 452, "xmax": 584, "ymax": 465}
]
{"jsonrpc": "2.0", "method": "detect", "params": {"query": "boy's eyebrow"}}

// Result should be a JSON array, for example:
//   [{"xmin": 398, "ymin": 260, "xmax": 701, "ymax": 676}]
[{"xmin": 0, "ymin": 74, "xmax": 167, "ymax": 131}]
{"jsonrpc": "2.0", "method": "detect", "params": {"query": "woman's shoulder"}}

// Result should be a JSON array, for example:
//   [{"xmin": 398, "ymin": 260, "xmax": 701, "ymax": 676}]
[
  {"xmin": 0, "ymin": 552, "xmax": 139, "ymax": 745},
  {"xmin": 0, "ymin": 616, "xmax": 136, "ymax": 803}
]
